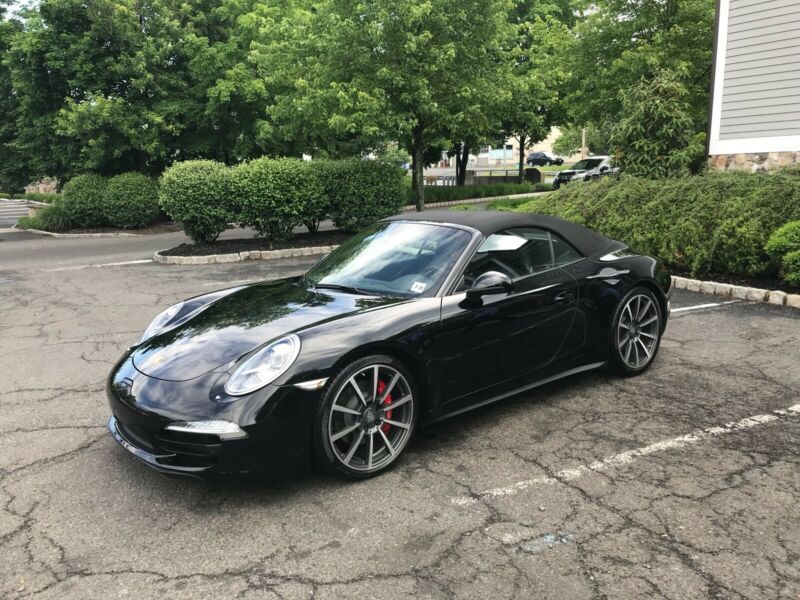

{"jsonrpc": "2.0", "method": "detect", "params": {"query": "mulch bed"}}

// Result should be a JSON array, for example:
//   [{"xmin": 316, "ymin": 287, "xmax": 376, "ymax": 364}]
[
  {"xmin": 671, "ymin": 267, "xmax": 798, "ymax": 294},
  {"xmin": 55, "ymin": 222, "xmax": 183, "ymax": 235},
  {"xmin": 161, "ymin": 230, "xmax": 353, "ymax": 257}
]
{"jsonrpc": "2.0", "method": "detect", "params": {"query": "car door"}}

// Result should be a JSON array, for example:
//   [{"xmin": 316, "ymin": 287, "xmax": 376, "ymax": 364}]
[{"xmin": 434, "ymin": 227, "xmax": 579, "ymax": 407}]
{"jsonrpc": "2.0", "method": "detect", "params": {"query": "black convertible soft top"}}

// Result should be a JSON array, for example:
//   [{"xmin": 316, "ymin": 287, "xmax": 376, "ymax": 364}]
[{"xmin": 384, "ymin": 210, "xmax": 615, "ymax": 258}]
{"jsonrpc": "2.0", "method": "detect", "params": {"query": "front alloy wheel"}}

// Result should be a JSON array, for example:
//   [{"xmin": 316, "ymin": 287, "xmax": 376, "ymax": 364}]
[
  {"xmin": 610, "ymin": 287, "xmax": 662, "ymax": 375},
  {"xmin": 315, "ymin": 355, "xmax": 417, "ymax": 478}
]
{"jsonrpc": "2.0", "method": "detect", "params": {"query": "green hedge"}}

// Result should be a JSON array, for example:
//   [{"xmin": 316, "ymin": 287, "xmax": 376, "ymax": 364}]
[
  {"xmin": 62, "ymin": 174, "xmax": 109, "ymax": 228},
  {"xmin": 104, "ymin": 172, "xmax": 160, "ymax": 229},
  {"xmin": 0, "ymin": 192, "xmax": 9, "ymax": 199},
  {"xmin": 159, "ymin": 160, "xmax": 236, "ymax": 244},
  {"xmin": 16, "ymin": 199, "xmax": 73, "ymax": 232},
  {"xmin": 513, "ymin": 171, "xmax": 800, "ymax": 280},
  {"xmin": 235, "ymin": 158, "xmax": 325, "ymax": 242},
  {"xmin": 320, "ymin": 159, "xmax": 406, "ymax": 232},
  {"xmin": 766, "ymin": 221, "xmax": 800, "ymax": 286},
  {"xmin": 420, "ymin": 182, "xmax": 548, "ymax": 204}
]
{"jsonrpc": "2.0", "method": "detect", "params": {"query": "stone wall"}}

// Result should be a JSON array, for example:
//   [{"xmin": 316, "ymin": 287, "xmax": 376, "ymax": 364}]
[{"xmin": 708, "ymin": 152, "xmax": 800, "ymax": 172}]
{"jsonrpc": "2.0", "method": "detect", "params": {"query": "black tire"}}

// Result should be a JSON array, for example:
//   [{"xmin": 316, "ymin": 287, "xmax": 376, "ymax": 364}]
[
  {"xmin": 552, "ymin": 182, "xmax": 560, "ymax": 190},
  {"xmin": 608, "ymin": 286, "xmax": 663, "ymax": 376},
  {"xmin": 313, "ymin": 354, "xmax": 418, "ymax": 479}
]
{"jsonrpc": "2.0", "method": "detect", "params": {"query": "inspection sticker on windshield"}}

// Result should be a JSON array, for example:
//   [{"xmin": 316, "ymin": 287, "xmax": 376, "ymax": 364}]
[{"xmin": 411, "ymin": 281, "xmax": 427, "ymax": 293}]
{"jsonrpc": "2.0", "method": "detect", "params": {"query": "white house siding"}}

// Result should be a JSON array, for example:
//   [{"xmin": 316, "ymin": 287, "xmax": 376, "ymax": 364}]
[{"xmin": 709, "ymin": 0, "xmax": 800, "ymax": 168}]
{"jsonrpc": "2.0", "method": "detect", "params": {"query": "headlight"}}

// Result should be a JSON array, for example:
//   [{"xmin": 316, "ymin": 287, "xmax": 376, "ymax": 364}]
[
  {"xmin": 139, "ymin": 302, "xmax": 183, "ymax": 344},
  {"xmin": 225, "ymin": 334, "xmax": 301, "ymax": 396}
]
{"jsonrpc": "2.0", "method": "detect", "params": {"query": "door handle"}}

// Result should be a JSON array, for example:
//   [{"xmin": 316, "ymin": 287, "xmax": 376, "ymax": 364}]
[{"xmin": 554, "ymin": 291, "xmax": 575, "ymax": 305}]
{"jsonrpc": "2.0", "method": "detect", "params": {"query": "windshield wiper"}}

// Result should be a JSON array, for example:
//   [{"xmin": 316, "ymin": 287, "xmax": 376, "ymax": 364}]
[{"xmin": 312, "ymin": 283, "xmax": 378, "ymax": 296}]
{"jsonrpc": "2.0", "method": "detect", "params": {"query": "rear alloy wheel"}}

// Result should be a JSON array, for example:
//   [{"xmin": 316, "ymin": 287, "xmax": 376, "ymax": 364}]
[
  {"xmin": 609, "ymin": 287, "xmax": 662, "ymax": 375},
  {"xmin": 315, "ymin": 355, "xmax": 417, "ymax": 478}
]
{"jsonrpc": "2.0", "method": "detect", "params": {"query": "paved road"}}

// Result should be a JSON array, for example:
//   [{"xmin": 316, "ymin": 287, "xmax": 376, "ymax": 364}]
[
  {"xmin": 0, "ymin": 200, "xmax": 33, "ymax": 229},
  {"xmin": 1, "ymin": 246, "xmax": 799, "ymax": 598}
]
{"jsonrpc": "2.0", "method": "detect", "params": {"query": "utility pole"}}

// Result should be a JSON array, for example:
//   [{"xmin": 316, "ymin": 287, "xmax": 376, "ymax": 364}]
[{"xmin": 581, "ymin": 127, "xmax": 587, "ymax": 159}]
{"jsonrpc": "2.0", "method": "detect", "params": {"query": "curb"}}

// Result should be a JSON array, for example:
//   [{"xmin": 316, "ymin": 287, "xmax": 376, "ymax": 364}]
[
  {"xmin": 153, "ymin": 244, "xmax": 340, "ymax": 265},
  {"xmin": 14, "ymin": 226, "xmax": 141, "ymax": 238},
  {"xmin": 672, "ymin": 276, "xmax": 800, "ymax": 309}
]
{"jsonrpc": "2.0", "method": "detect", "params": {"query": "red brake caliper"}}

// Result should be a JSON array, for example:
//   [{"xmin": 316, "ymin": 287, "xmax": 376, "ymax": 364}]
[{"xmin": 378, "ymin": 380, "xmax": 393, "ymax": 433}]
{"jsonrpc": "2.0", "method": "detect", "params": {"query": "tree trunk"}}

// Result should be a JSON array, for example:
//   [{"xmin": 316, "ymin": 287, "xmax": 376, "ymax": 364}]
[
  {"xmin": 517, "ymin": 134, "xmax": 527, "ymax": 183},
  {"xmin": 413, "ymin": 125, "xmax": 425, "ymax": 211},
  {"xmin": 457, "ymin": 143, "xmax": 469, "ymax": 186}
]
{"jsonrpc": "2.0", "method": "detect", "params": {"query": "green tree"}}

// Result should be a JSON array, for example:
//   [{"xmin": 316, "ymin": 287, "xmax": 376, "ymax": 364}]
[
  {"xmin": 501, "ymin": 6, "xmax": 570, "ymax": 181},
  {"xmin": 279, "ymin": 0, "xmax": 513, "ymax": 210},
  {"xmin": 610, "ymin": 69, "xmax": 704, "ymax": 178},
  {"xmin": 0, "ymin": 1, "xmax": 28, "ymax": 192},
  {"xmin": 552, "ymin": 121, "xmax": 614, "ymax": 157},
  {"xmin": 561, "ymin": 0, "xmax": 714, "ymax": 132}
]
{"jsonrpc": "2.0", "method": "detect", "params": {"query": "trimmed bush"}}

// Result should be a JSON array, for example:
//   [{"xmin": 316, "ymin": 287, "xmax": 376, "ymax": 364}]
[
  {"xmin": 0, "ymin": 192, "xmax": 9, "ymax": 199},
  {"xmin": 421, "ymin": 182, "xmax": 540, "ymax": 204},
  {"xmin": 513, "ymin": 171, "xmax": 800, "ymax": 279},
  {"xmin": 320, "ymin": 159, "xmax": 406, "ymax": 232},
  {"xmin": 159, "ymin": 160, "xmax": 236, "ymax": 244},
  {"xmin": 104, "ymin": 172, "xmax": 160, "ymax": 229},
  {"xmin": 62, "ymin": 174, "xmax": 109, "ymax": 228},
  {"xmin": 235, "ymin": 158, "xmax": 325, "ymax": 242},
  {"xmin": 766, "ymin": 221, "xmax": 800, "ymax": 287}
]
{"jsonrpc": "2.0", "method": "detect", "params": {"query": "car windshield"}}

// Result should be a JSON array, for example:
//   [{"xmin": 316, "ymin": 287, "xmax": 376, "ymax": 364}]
[
  {"xmin": 571, "ymin": 158, "xmax": 603, "ymax": 170},
  {"xmin": 305, "ymin": 221, "xmax": 472, "ymax": 297}
]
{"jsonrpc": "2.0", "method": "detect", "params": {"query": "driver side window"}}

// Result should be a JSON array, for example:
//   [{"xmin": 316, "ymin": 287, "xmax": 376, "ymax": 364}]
[{"xmin": 457, "ymin": 227, "xmax": 582, "ymax": 290}]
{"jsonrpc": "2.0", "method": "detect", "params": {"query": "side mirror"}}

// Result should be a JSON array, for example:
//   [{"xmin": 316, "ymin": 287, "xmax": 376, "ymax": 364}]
[
  {"xmin": 465, "ymin": 271, "xmax": 513, "ymax": 304},
  {"xmin": 599, "ymin": 166, "xmax": 609, "ymax": 173},
  {"xmin": 314, "ymin": 253, "xmax": 329, "ymax": 265}
]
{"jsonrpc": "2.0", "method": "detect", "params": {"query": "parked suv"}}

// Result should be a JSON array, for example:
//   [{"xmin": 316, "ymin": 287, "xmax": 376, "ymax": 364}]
[
  {"xmin": 526, "ymin": 151, "xmax": 564, "ymax": 167},
  {"xmin": 552, "ymin": 156, "xmax": 616, "ymax": 189}
]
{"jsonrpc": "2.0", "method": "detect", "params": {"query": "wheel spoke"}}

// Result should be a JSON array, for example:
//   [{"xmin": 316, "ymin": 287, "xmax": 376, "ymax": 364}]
[
  {"xmin": 624, "ymin": 339, "xmax": 633, "ymax": 363},
  {"xmin": 382, "ymin": 395, "xmax": 411, "ymax": 411},
  {"xmin": 367, "ymin": 432, "xmax": 374, "ymax": 469},
  {"xmin": 631, "ymin": 339, "xmax": 638, "ymax": 365},
  {"xmin": 332, "ymin": 404, "xmax": 361, "ymax": 416},
  {"xmin": 624, "ymin": 303, "xmax": 634, "ymax": 324},
  {"xmin": 637, "ymin": 338, "xmax": 651, "ymax": 359},
  {"xmin": 372, "ymin": 365, "xmax": 380, "ymax": 401},
  {"xmin": 348, "ymin": 377, "xmax": 367, "ymax": 406},
  {"xmin": 638, "ymin": 298, "xmax": 652, "ymax": 320},
  {"xmin": 640, "ymin": 315, "xmax": 658, "ymax": 327},
  {"xmin": 379, "ymin": 373, "xmax": 400, "ymax": 403},
  {"xmin": 331, "ymin": 422, "xmax": 360, "ymax": 442},
  {"xmin": 382, "ymin": 418, "xmax": 410, "ymax": 430},
  {"xmin": 619, "ymin": 336, "xmax": 630, "ymax": 353},
  {"xmin": 618, "ymin": 321, "xmax": 630, "ymax": 331},
  {"xmin": 378, "ymin": 428, "xmax": 396, "ymax": 457},
  {"xmin": 343, "ymin": 430, "xmax": 364, "ymax": 465},
  {"xmin": 640, "ymin": 331, "xmax": 657, "ymax": 340}
]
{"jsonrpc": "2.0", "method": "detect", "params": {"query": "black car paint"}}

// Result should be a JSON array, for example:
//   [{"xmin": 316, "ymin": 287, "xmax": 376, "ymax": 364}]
[{"xmin": 107, "ymin": 219, "xmax": 671, "ymax": 478}]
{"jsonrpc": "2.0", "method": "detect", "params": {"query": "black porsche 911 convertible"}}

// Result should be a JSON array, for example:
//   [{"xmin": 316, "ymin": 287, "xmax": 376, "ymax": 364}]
[{"xmin": 107, "ymin": 211, "xmax": 671, "ymax": 479}]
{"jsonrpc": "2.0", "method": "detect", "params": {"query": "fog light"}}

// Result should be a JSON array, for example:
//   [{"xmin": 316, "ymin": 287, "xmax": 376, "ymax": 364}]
[{"xmin": 165, "ymin": 420, "xmax": 247, "ymax": 440}]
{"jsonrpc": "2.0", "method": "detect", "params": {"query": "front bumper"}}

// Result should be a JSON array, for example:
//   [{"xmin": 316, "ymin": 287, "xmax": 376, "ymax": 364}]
[{"xmin": 106, "ymin": 358, "xmax": 321, "ymax": 478}]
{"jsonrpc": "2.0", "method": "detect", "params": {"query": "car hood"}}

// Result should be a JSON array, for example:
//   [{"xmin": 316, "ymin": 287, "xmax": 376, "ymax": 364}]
[
  {"xmin": 558, "ymin": 169, "xmax": 585, "ymax": 177},
  {"xmin": 132, "ymin": 278, "xmax": 404, "ymax": 381}
]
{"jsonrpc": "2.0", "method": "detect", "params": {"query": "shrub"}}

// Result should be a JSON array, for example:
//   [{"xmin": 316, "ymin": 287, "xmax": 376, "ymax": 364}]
[
  {"xmin": 320, "ymin": 159, "xmax": 406, "ymax": 232},
  {"xmin": 766, "ymin": 221, "xmax": 800, "ymax": 287},
  {"xmin": 783, "ymin": 250, "xmax": 800, "ymax": 286},
  {"xmin": 420, "ymin": 182, "xmax": 536, "ymax": 204},
  {"xmin": 32, "ymin": 201, "xmax": 73, "ymax": 232},
  {"xmin": 235, "ymin": 158, "xmax": 325, "ymax": 242},
  {"xmin": 15, "ymin": 200, "xmax": 73, "ymax": 232},
  {"xmin": 159, "ymin": 160, "xmax": 236, "ymax": 244},
  {"xmin": 62, "ymin": 174, "xmax": 109, "ymax": 228},
  {"xmin": 0, "ymin": 192, "xmax": 9, "ymax": 199},
  {"xmin": 513, "ymin": 171, "xmax": 800, "ymax": 279},
  {"xmin": 103, "ymin": 172, "xmax": 160, "ymax": 229}
]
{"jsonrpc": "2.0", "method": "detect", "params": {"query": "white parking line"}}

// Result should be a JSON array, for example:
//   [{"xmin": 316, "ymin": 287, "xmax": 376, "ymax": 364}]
[
  {"xmin": 450, "ymin": 403, "xmax": 800, "ymax": 507},
  {"xmin": 43, "ymin": 259, "xmax": 154, "ymax": 272},
  {"xmin": 671, "ymin": 300, "xmax": 740, "ymax": 313}
]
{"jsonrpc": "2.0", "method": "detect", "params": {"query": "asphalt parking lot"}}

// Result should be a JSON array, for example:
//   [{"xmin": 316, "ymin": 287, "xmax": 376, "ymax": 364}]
[{"xmin": 1, "ymin": 241, "xmax": 799, "ymax": 599}]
